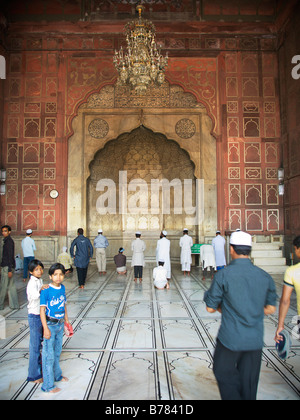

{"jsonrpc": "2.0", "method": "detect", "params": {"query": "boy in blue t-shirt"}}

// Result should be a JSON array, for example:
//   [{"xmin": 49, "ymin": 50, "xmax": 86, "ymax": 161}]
[{"xmin": 40, "ymin": 263, "xmax": 71, "ymax": 393}]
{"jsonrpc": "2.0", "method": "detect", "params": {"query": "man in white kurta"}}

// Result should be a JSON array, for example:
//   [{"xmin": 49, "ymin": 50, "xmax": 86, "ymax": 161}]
[
  {"xmin": 200, "ymin": 244, "xmax": 216, "ymax": 279},
  {"xmin": 179, "ymin": 228, "xmax": 193, "ymax": 275},
  {"xmin": 212, "ymin": 231, "xmax": 226, "ymax": 270},
  {"xmin": 131, "ymin": 232, "xmax": 146, "ymax": 282},
  {"xmin": 156, "ymin": 230, "xmax": 171, "ymax": 279}
]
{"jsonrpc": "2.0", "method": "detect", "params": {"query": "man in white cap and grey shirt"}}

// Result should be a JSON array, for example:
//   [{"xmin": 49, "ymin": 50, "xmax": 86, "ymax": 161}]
[
  {"xmin": 94, "ymin": 229, "xmax": 109, "ymax": 275},
  {"xmin": 156, "ymin": 230, "xmax": 171, "ymax": 279},
  {"xmin": 21, "ymin": 229, "xmax": 36, "ymax": 282},
  {"xmin": 204, "ymin": 230, "xmax": 277, "ymax": 400}
]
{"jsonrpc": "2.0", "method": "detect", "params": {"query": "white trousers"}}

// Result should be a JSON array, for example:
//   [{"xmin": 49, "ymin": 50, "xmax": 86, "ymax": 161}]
[{"xmin": 96, "ymin": 248, "xmax": 106, "ymax": 271}]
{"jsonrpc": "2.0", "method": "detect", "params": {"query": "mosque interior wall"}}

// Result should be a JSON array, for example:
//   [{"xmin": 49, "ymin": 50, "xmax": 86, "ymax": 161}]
[{"xmin": 0, "ymin": 1, "xmax": 299, "ymax": 262}]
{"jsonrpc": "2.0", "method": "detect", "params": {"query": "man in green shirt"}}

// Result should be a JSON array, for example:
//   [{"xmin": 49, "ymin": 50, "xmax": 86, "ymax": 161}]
[{"xmin": 204, "ymin": 231, "xmax": 277, "ymax": 400}]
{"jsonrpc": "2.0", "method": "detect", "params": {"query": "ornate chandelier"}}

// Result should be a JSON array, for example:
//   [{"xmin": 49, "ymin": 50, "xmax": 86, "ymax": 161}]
[{"xmin": 113, "ymin": 4, "xmax": 168, "ymax": 95}]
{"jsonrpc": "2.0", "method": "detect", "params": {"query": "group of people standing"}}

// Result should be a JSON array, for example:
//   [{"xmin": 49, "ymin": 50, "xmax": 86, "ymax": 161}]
[{"xmin": 1, "ymin": 223, "xmax": 300, "ymax": 400}]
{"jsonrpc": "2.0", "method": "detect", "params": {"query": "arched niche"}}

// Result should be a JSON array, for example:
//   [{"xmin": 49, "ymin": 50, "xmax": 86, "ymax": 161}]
[{"xmin": 67, "ymin": 82, "xmax": 217, "ymax": 258}]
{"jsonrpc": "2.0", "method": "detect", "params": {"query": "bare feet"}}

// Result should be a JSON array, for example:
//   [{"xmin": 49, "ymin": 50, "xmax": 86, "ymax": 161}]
[
  {"xmin": 60, "ymin": 376, "xmax": 69, "ymax": 382},
  {"xmin": 34, "ymin": 378, "xmax": 43, "ymax": 384},
  {"xmin": 49, "ymin": 387, "xmax": 61, "ymax": 393}
]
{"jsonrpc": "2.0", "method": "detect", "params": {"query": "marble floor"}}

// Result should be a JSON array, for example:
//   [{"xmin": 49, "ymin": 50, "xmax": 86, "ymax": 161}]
[{"xmin": 0, "ymin": 264, "xmax": 299, "ymax": 400}]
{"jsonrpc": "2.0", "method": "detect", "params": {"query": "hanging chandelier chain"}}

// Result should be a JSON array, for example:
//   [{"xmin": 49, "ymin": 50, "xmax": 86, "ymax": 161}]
[{"xmin": 113, "ymin": 4, "xmax": 168, "ymax": 95}]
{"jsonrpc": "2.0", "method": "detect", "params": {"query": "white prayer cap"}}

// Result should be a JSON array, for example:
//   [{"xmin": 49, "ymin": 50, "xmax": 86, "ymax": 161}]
[
  {"xmin": 183, "ymin": 228, "xmax": 188, "ymax": 232},
  {"xmin": 62, "ymin": 246, "xmax": 67, "ymax": 252},
  {"xmin": 216, "ymin": 230, "xmax": 221, "ymax": 234},
  {"xmin": 135, "ymin": 231, "xmax": 141, "ymax": 235},
  {"xmin": 230, "ymin": 231, "xmax": 252, "ymax": 247},
  {"xmin": 162, "ymin": 230, "xmax": 167, "ymax": 236},
  {"xmin": 26, "ymin": 229, "xmax": 33, "ymax": 234},
  {"xmin": 98, "ymin": 229, "xmax": 103, "ymax": 233}
]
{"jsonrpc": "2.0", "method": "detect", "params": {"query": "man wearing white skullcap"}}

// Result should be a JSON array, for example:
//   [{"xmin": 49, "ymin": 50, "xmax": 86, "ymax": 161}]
[
  {"xmin": 21, "ymin": 228, "xmax": 36, "ymax": 282},
  {"xmin": 94, "ymin": 229, "xmax": 109, "ymax": 275},
  {"xmin": 131, "ymin": 231, "xmax": 146, "ymax": 282},
  {"xmin": 179, "ymin": 228, "xmax": 193, "ymax": 275},
  {"xmin": 204, "ymin": 230, "xmax": 277, "ymax": 400},
  {"xmin": 156, "ymin": 230, "xmax": 171, "ymax": 279},
  {"xmin": 212, "ymin": 230, "xmax": 226, "ymax": 270},
  {"xmin": 153, "ymin": 259, "xmax": 169, "ymax": 290}
]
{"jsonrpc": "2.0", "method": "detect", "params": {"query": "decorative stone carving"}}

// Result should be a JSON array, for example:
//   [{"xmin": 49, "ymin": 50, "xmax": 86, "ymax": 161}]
[
  {"xmin": 82, "ymin": 83, "xmax": 203, "ymax": 110},
  {"xmin": 175, "ymin": 118, "xmax": 196, "ymax": 139},
  {"xmin": 88, "ymin": 118, "xmax": 109, "ymax": 138}
]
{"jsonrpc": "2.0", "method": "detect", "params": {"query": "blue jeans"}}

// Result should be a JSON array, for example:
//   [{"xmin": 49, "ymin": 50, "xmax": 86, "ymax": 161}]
[
  {"xmin": 41, "ymin": 321, "xmax": 64, "ymax": 392},
  {"xmin": 23, "ymin": 256, "xmax": 34, "ymax": 280},
  {"xmin": 27, "ymin": 314, "xmax": 43, "ymax": 381}
]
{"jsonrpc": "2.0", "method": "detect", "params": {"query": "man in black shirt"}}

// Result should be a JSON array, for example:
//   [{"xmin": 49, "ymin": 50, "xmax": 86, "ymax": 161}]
[
  {"xmin": 114, "ymin": 247, "xmax": 127, "ymax": 275},
  {"xmin": 0, "ymin": 225, "xmax": 19, "ymax": 310}
]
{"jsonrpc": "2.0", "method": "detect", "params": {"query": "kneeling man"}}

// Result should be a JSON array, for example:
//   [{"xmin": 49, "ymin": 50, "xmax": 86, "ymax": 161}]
[{"xmin": 153, "ymin": 260, "xmax": 169, "ymax": 290}]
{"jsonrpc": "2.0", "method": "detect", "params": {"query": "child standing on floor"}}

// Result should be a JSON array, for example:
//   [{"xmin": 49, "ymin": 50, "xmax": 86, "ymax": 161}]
[
  {"xmin": 26, "ymin": 259, "xmax": 47, "ymax": 383},
  {"xmin": 40, "ymin": 263, "xmax": 71, "ymax": 393}
]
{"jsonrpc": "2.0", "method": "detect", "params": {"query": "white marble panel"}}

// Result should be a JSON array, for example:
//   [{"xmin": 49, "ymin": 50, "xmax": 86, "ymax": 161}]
[
  {"xmin": 165, "ymin": 351, "xmax": 221, "ymax": 400},
  {"xmin": 155, "ymin": 288, "xmax": 182, "ymax": 300},
  {"xmin": 122, "ymin": 301, "xmax": 153, "ymax": 318},
  {"xmin": 97, "ymin": 289, "xmax": 125, "ymax": 301},
  {"xmin": 258, "ymin": 351, "xmax": 300, "ymax": 400},
  {"xmin": 67, "ymin": 289, "xmax": 98, "ymax": 302},
  {"xmin": 158, "ymin": 302, "xmax": 190, "ymax": 318},
  {"xmin": 0, "ymin": 319, "xmax": 29, "ymax": 349},
  {"xmin": 183, "ymin": 289, "xmax": 205, "ymax": 301},
  {"xmin": 86, "ymin": 302, "xmax": 119, "ymax": 318},
  {"xmin": 114, "ymin": 320, "xmax": 154, "ymax": 349},
  {"xmin": 30, "ymin": 351, "xmax": 101, "ymax": 400},
  {"xmin": 65, "ymin": 319, "xmax": 113, "ymax": 349},
  {"xmin": 100, "ymin": 352, "xmax": 158, "ymax": 400},
  {"xmin": 0, "ymin": 351, "xmax": 29, "ymax": 399},
  {"xmin": 161, "ymin": 319, "xmax": 205, "ymax": 349},
  {"xmin": 126, "ymin": 286, "xmax": 152, "ymax": 301}
]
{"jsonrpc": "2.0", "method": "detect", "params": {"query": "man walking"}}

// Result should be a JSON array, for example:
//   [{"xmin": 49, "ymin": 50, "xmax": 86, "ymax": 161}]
[
  {"xmin": 94, "ymin": 229, "xmax": 109, "ymax": 275},
  {"xmin": 204, "ymin": 230, "xmax": 277, "ymax": 400},
  {"xmin": 179, "ymin": 228, "xmax": 193, "ymax": 276},
  {"xmin": 212, "ymin": 230, "xmax": 226, "ymax": 270},
  {"xmin": 0, "ymin": 225, "xmax": 19, "ymax": 310},
  {"xmin": 70, "ymin": 228, "xmax": 93, "ymax": 289},
  {"xmin": 21, "ymin": 229, "xmax": 36, "ymax": 282}
]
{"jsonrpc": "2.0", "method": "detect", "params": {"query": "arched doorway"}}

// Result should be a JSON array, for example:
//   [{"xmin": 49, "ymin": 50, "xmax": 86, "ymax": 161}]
[
  {"xmin": 67, "ymin": 82, "xmax": 217, "ymax": 258},
  {"xmin": 87, "ymin": 125, "xmax": 196, "ymax": 247}
]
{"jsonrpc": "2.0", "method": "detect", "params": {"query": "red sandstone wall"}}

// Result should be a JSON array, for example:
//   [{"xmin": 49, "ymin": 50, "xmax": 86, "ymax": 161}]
[
  {"xmin": 0, "ymin": 22, "xmax": 284, "ymax": 236},
  {"xmin": 278, "ymin": 3, "xmax": 300, "ymax": 237},
  {"xmin": 218, "ymin": 50, "xmax": 283, "ymax": 234}
]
